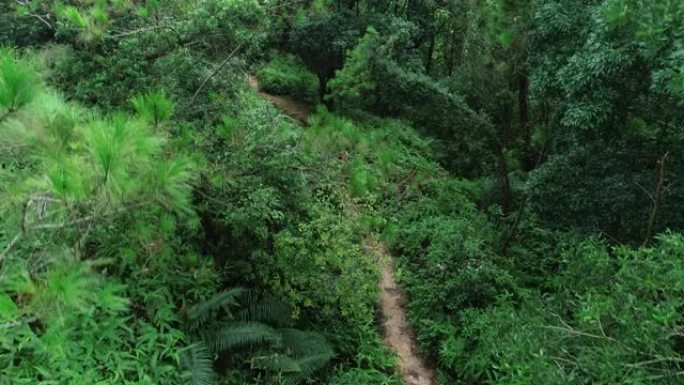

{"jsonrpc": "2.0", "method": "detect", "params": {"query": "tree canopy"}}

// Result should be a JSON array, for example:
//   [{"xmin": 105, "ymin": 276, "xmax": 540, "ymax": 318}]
[{"xmin": 2, "ymin": 0, "xmax": 684, "ymax": 384}]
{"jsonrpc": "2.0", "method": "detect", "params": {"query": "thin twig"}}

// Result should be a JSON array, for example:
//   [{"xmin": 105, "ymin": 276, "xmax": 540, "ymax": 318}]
[
  {"xmin": 105, "ymin": 25, "xmax": 175, "ymax": 39},
  {"xmin": 189, "ymin": 42, "xmax": 245, "ymax": 106},
  {"xmin": 0, "ymin": 316, "xmax": 37, "ymax": 330},
  {"xmin": 0, "ymin": 234, "xmax": 23, "ymax": 264},
  {"xmin": 635, "ymin": 181, "xmax": 655, "ymax": 203},
  {"xmin": 29, "ymin": 203, "xmax": 144, "ymax": 230},
  {"xmin": 14, "ymin": 0, "xmax": 54, "ymax": 29},
  {"xmin": 643, "ymin": 152, "xmax": 669, "ymax": 247},
  {"xmin": 624, "ymin": 356, "xmax": 684, "ymax": 368},
  {"xmin": 544, "ymin": 325, "xmax": 616, "ymax": 341},
  {"xmin": 1, "ymin": 201, "xmax": 146, "ymax": 264}
]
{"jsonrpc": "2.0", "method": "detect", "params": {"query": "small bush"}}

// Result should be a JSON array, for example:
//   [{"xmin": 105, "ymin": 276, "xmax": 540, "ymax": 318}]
[{"xmin": 257, "ymin": 54, "xmax": 318, "ymax": 103}]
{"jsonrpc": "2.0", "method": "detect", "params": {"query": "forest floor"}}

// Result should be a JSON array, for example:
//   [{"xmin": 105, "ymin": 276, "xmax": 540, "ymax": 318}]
[{"xmin": 247, "ymin": 75, "xmax": 436, "ymax": 385}]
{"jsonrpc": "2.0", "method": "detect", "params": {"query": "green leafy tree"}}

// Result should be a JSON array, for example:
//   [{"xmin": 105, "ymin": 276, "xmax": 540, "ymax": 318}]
[{"xmin": 290, "ymin": 11, "xmax": 363, "ymax": 98}]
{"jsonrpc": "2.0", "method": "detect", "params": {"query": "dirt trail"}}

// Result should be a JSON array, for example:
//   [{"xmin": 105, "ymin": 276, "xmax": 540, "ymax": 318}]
[
  {"xmin": 374, "ymin": 242, "xmax": 436, "ymax": 385},
  {"xmin": 246, "ymin": 75, "xmax": 313, "ymax": 124},
  {"xmin": 247, "ymin": 74, "xmax": 435, "ymax": 385}
]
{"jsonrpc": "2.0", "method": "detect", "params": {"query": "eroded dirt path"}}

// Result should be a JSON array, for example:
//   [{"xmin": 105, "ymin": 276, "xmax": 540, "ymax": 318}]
[
  {"xmin": 373, "ymin": 242, "xmax": 437, "ymax": 385},
  {"xmin": 246, "ymin": 75, "xmax": 313, "ymax": 124},
  {"xmin": 248, "ymin": 75, "xmax": 435, "ymax": 385}
]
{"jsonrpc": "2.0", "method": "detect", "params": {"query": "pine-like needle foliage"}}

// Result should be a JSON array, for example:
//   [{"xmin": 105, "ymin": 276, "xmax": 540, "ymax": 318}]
[
  {"xmin": 131, "ymin": 90, "xmax": 174, "ymax": 129},
  {"xmin": 0, "ymin": 50, "xmax": 37, "ymax": 113},
  {"xmin": 0, "ymin": 50, "xmax": 201, "ymax": 385}
]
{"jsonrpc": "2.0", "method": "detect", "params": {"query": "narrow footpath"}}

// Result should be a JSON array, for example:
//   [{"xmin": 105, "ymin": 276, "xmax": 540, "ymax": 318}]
[
  {"xmin": 247, "ymin": 75, "xmax": 436, "ymax": 385},
  {"xmin": 376, "ymin": 242, "xmax": 436, "ymax": 385},
  {"xmin": 246, "ymin": 75, "xmax": 313, "ymax": 124}
]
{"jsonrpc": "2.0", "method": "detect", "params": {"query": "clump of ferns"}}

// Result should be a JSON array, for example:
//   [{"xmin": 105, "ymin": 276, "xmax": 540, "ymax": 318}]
[{"xmin": 180, "ymin": 288, "xmax": 335, "ymax": 385}]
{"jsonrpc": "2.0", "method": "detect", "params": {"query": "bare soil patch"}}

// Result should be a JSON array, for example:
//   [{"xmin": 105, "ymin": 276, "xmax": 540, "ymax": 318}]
[{"xmin": 376, "ymin": 243, "xmax": 437, "ymax": 385}]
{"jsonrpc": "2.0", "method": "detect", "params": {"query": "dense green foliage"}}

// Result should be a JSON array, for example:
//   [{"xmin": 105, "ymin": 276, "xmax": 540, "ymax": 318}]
[
  {"xmin": 257, "ymin": 54, "xmax": 318, "ymax": 102},
  {"xmin": 2, "ymin": 0, "xmax": 684, "ymax": 384}
]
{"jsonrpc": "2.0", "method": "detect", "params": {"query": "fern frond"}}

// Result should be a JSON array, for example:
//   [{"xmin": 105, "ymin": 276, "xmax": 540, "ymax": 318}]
[
  {"xmin": 181, "ymin": 342, "xmax": 218, "ymax": 385},
  {"xmin": 280, "ymin": 329, "xmax": 333, "ymax": 358},
  {"xmin": 281, "ymin": 352, "xmax": 335, "ymax": 385},
  {"xmin": 251, "ymin": 353, "xmax": 300, "ymax": 373},
  {"xmin": 237, "ymin": 296, "xmax": 292, "ymax": 327},
  {"xmin": 209, "ymin": 322, "xmax": 280, "ymax": 352},
  {"xmin": 250, "ymin": 333, "xmax": 334, "ymax": 385},
  {"xmin": 188, "ymin": 288, "xmax": 245, "ymax": 330},
  {"xmin": 279, "ymin": 329, "xmax": 334, "ymax": 384}
]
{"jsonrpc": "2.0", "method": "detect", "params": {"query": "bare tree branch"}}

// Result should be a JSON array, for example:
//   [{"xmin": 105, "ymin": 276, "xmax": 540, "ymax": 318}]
[
  {"xmin": 189, "ymin": 42, "xmax": 246, "ymax": 106},
  {"xmin": 14, "ymin": 0, "xmax": 54, "ymax": 29},
  {"xmin": 105, "ymin": 25, "xmax": 175, "ymax": 39},
  {"xmin": 0, "ymin": 199, "xmax": 148, "ymax": 265},
  {"xmin": 0, "ymin": 234, "xmax": 23, "ymax": 264}
]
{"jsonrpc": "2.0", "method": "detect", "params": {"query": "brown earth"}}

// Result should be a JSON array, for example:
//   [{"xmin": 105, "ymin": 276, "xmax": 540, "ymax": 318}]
[
  {"xmin": 246, "ymin": 74, "xmax": 313, "ymax": 124},
  {"xmin": 374, "ymin": 242, "xmax": 437, "ymax": 385}
]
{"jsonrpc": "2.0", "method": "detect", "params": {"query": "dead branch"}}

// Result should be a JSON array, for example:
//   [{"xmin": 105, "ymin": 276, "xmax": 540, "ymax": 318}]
[
  {"xmin": 643, "ymin": 152, "xmax": 669, "ymax": 247},
  {"xmin": 189, "ymin": 42, "xmax": 246, "ymax": 106}
]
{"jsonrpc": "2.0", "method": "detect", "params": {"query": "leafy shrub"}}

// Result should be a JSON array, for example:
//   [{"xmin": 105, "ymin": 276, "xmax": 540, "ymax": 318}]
[
  {"xmin": 451, "ymin": 234, "xmax": 684, "ymax": 385},
  {"xmin": 257, "ymin": 54, "xmax": 318, "ymax": 103}
]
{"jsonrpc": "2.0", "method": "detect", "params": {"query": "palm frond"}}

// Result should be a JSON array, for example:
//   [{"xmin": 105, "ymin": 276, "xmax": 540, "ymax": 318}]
[
  {"xmin": 250, "ymin": 337, "xmax": 334, "ymax": 385},
  {"xmin": 274, "ymin": 329, "xmax": 335, "ymax": 384},
  {"xmin": 188, "ymin": 288, "xmax": 245, "ymax": 330},
  {"xmin": 209, "ymin": 322, "xmax": 280, "ymax": 352},
  {"xmin": 280, "ymin": 329, "xmax": 333, "ymax": 358},
  {"xmin": 180, "ymin": 342, "xmax": 218, "ymax": 385}
]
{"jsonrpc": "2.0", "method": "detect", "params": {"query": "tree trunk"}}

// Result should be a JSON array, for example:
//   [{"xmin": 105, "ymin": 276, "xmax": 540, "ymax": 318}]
[
  {"xmin": 425, "ymin": 32, "xmax": 436, "ymax": 75},
  {"xmin": 496, "ymin": 145, "xmax": 512, "ymax": 214},
  {"xmin": 643, "ymin": 152, "xmax": 669, "ymax": 246},
  {"xmin": 447, "ymin": 30, "xmax": 456, "ymax": 76},
  {"xmin": 518, "ymin": 69, "xmax": 534, "ymax": 171},
  {"xmin": 318, "ymin": 74, "xmax": 329, "ymax": 104}
]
